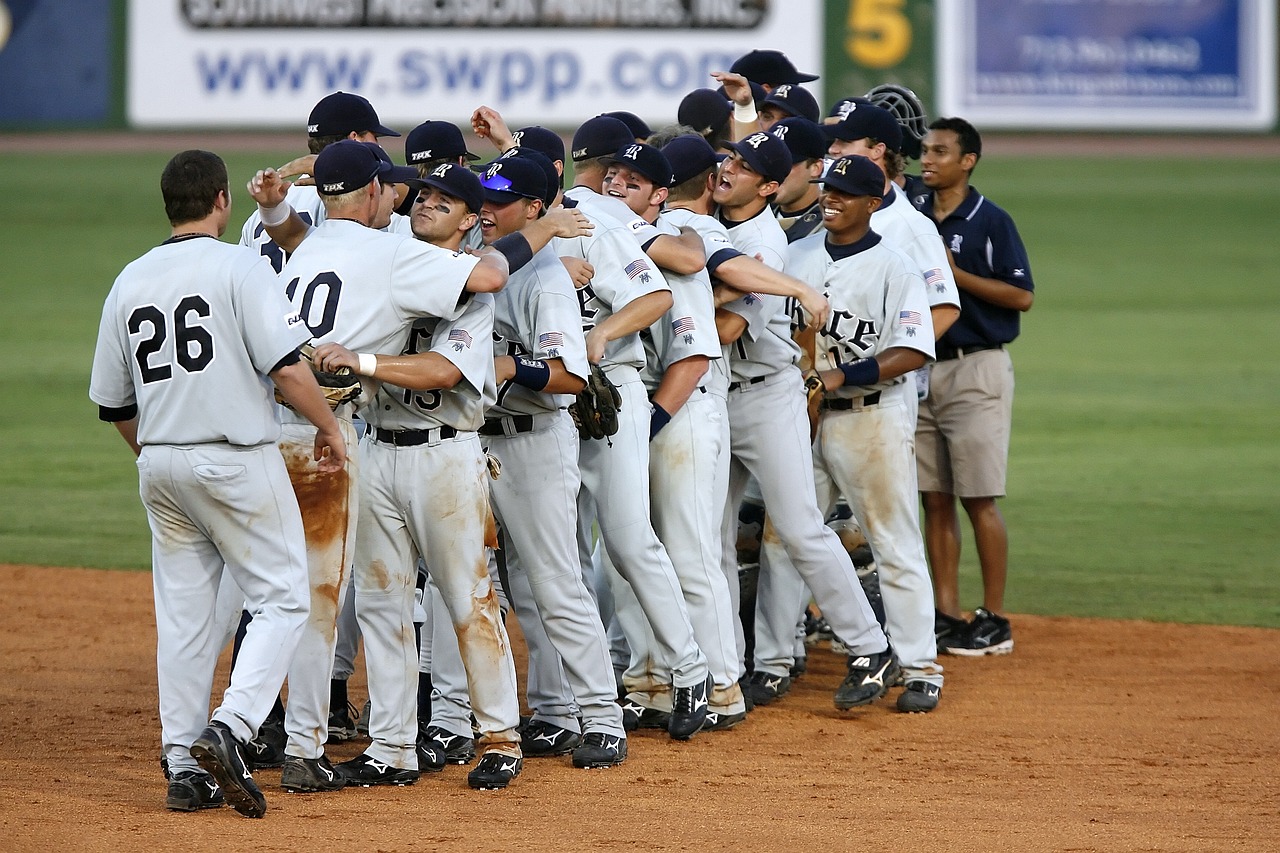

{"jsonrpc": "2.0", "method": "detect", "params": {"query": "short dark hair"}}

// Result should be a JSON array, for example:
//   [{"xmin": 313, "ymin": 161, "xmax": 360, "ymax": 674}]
[
  {"xmin": 928, "ymin": 117, "xmax": 982, "ymax": 163},
  {"xmin": 308, "ymin": 134, "xmax": 348, "ymax": 155},
  {"xmin": 161, "ymin": 150, "xmax": 228, "ymax": 226}
]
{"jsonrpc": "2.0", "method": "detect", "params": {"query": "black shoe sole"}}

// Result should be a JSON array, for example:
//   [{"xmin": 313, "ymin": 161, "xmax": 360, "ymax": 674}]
[{"xmin": 191, "ymin": 732, "xmax": 266, "ymax": 818}]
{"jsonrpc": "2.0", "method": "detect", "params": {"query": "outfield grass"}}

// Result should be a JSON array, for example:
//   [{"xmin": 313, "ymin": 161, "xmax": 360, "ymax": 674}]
[{"xmin": 1, "ymin": 148, "xmax": 1276, "ymax": 627}]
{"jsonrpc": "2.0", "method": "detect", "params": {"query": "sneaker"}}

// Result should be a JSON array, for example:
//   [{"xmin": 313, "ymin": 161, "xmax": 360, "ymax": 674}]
[
  {"xmin": 834, "ymin": 648, "xmax": 900, "ymax": 710},
  {"xmin": 668, "ymin": 676, "xmax": 710, "ymax": 741},
  {"xmin": 702, "ymin": 709, "xmax": 747, "ymax": 732},
  {"xmin": 934, "ymin": 610, "xmax": 970, "ymax": 651},
  {"xmin": 356, "ymin": 699, "xmax": 372, "ymax": 737},
  {"xmin": 281, "ymin": 754, "xmax": 346, "ymax": 793},
  {"xmin": 334, "ymin": 753, "xmax": 419, "ymax": 787},
  {"xmin": 945, "ymin": 608, "xmax": 1014, "ymax": 656},
  {"xmin": 190, "ymin": 721, "xmax": 267, "ymax": 818},
  {"xmin": 571, "ymin": 732, "xmax": 627, "ymax": 769},
  {"xmin": 327, "ymin": 701, "xmax": 360, "ymax": 744},
  {"xmin": 422, "ymin": 725, "xmax": 477, "ymax": 764},
  {"xmin": 521, "ymin": 720, "xmax": 581, "ymax": 757},
  {"xmin": 743, "ymin": 671, "xmax": 791, "ymax": 707},
  {"xmin": 896, "ymin": 680, "xmax": 941, "ymax": 713},
  {"xmin": 467, "ymin": 751, "xmax": 523, "ymax": 789},
  {"xmin": 165, "ymin": 769, "xmax": 224, "ymax": 812},
  {"xmin": 245, "ymin": 713, "xmax": 286, "ymax": 770}
]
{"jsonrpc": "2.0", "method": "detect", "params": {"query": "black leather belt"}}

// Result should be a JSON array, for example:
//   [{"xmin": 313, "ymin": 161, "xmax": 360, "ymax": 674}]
[
  {"xmin": 822, "ymin": 391, "xmax": 881, "ymax": 411},
  {"xmin": 373, "ymin": 426, "xmax": 458, "ymax": 446},
  {"xmin": 728, "ymin": 375, "xmax": 767, "ymax": 392},
  {"xmin": 478, "ymin": 415, "xmax": 537, "ymax": 437},
  {"xmin": 935, "ymin": 343, "xmax": 1002, "ymax": 362}
]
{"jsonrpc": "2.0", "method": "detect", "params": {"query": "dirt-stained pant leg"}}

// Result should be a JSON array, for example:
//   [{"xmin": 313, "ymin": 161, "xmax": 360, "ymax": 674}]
[{"xmin": 278, "ymin": 417, "xmax": 359, "ymax": 759}]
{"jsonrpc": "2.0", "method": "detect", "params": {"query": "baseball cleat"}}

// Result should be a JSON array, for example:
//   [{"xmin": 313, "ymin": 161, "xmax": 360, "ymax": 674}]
[
  {"xmin": 191, "ymin": 721, "xmax": 267, "ymax": 818},
  {"xmin": 944, "ymin": 608, "xmax": 1014, "ymax": 656},
  {"xmin": 743, "ymin": 671, "xmax": 791, "ymax": 707},
  {"xmin": 702, "ymin": 709, "xmax": 747, "ymax": 732},
  {"xmin": 334, "ymin": 753, "xmax": 419, "ymax": 787},
  {"xmin": 245, "ymin": 713, "xmax": 286, "ymax": 770},
  {"xmin": 467, "ymin": 751, "xmax": 523, "ymax": 790},
  {"xmin": 834, "ymin": 647, "xmax": 900, "ymax": 710},
  {"xmin": 281, "ymin": 754, "xmax": 346, "ymax": 793},
  {"xmin": 668, "ymin": 676, "xmax": 711, "ymax": 741},
  {"xmin": 326, "ymin": 701, "xmax": 360, "ymax": 744},
  {"xmin": 165, "ymin": 769, "xmax": 225, "ymax": 812},
  {"xmin": 571, "ymin": 732, "xmax": 628, "ymax": 769},
  {"xmin": 896, "ymin": 680, "xmax": 941, "ymax": 713},
  {"xmin": 420, "ymin": 725, "xmax": 476, "ymax": 766},
  {"xmin": 520, "ymin": 719, "xmax": 582, "ymax": 757},
  {"xmin": 934, "ymin": 609, "xmax": 970, "ymax": 652}
]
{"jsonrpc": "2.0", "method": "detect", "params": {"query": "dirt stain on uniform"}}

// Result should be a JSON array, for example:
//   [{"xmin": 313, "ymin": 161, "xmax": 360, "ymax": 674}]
[{"xmin": 283, "ymin": 445, "xmax": 350, "ymax": 550}]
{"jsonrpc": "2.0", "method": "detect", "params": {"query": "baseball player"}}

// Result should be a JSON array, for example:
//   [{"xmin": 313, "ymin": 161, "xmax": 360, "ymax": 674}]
[
  {"xmin": 768, "ymin": 117, "xmax": 829, "ymax": 243},
  {"xmin": 90, "ymin": 150, "xmax": 348, "ymax": 817},
  {"xmin": 555, "ymin": 118, "xmax": 714, "ymax": 741},
  {"xmin": 599, "ymin": 142, "xmax": 746, "ymax": 730},
  {"xmin": 758, "ymin": 85, "xmax": 822, "ymax": 128},
  {"xmin": 262, "ymin": 140, "xmax": 520, "ymax": 791},
  {"xmin": 702, "ymin": 131, "xmax": 898, "ymax": 710},
  {"xmin": 772, "ymin": 154, "xmax": 944, "ymax": 712},
  {"xmin": 912, "ymin": 117, "xmax": 1035, "ymax": 656}
]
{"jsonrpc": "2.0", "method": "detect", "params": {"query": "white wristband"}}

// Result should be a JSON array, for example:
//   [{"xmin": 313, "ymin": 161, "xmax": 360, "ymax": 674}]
[
  {"xmin": 258, "ymin": 201, "xmax": 292, "ymax": 227},
  {"xmin": 733, "ymin": 101, "xmax": 759, "ymax": 124},
  {"xmin": 357, "ymin": 353, "xmax": 378, "ymax": 376}
]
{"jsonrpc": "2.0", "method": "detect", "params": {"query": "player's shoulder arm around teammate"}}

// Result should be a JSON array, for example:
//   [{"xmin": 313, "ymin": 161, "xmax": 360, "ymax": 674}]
[{"xmin": 389, "ymin": 236, "xmax": 485, "ymax": 321}]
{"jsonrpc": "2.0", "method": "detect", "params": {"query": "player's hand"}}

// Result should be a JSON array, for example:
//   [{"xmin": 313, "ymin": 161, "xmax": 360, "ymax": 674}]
[
  {"xmin": 312, "ymin": 424, "xmax": 348, "ymax": 473},
  {"xmin": 560, "ymin": 256, "xmax": 595, "ymax": 289},
  {"xmin": 819, "ymin": 367, "xmax": 845, "ymax": 393},
  {"xmin": 494, "ymin": 355, "xmax": 516, "ymax": 384},
  {"xmin": 585, "ymin": 327, "xmax": 608, "ymax": 364},
  {"xmin": 277, "ymin": 153, "xmax": 319, "ymax": 182},
  {"xmin": 313, "ymin": 343, "xmax": 360, "ymax": 374},
  {"xmin": 797, "ymin": 285, "xmax": 831, "ymax": 330},
  {"xmin": 247, "ymin": 168, "xmax": 291, "ymax": 208},
  {"xmin": 543, "ymin": 207, "xmax": 593, "ymax": 239},
  {"xmin": 471, "ymin": 105, "xmax": 516, "ymax": 151},
  {"xmin": 710, "ymin": 71, "xmax": 753, "ymax": 107},
  {"xmin": 712, "ymin": 282, "xmax": 746, "ymax": 307}
]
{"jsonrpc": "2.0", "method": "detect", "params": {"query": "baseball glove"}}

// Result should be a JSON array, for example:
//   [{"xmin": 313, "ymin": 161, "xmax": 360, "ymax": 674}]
[
  {"xmin": 570, "ymin": 364, "xmax": 623, "ymax": 440},
  {"xmin": 803, "ymin": 369, "xmax": 824, "ymax": 441},
  {"xmin": 276, "ymin": 342, "xmax": 363, "ymax": 411}
]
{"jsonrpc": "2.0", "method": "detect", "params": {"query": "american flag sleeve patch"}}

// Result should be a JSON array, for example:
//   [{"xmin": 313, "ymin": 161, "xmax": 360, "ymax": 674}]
[
  {"xmin": 447, "ymin": 329, "xmax": 473, "ymax": 347},
  {"xmin": 899, "ymin": 311, "xmax": 922, "ymax": 325},
  {"xmin": 671, "ymin": 316, "xmax": 696, "ymax": 336}
]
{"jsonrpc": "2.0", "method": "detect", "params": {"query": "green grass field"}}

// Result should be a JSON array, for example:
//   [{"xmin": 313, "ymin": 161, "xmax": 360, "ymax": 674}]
[{"xmin": 1, "ymin": 147, "xmax": 1276, "ymax": 627}]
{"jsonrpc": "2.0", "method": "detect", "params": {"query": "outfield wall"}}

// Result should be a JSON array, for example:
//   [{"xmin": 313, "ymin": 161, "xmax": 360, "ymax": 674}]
[{"xmin": 0, "ymin": 0, "xmax": 1274, "ymax": 131}]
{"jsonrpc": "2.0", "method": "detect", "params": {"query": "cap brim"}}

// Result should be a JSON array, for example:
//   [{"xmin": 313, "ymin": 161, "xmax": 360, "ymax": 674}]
[
  {"xmin": 381, "ymin": 164, "xmax": 420, "ymax": 184},
  {"xmin": 482, "ymin": 188, "xmax": 527, "ymax": 204},
  {"xmin": 372, "ymin": 123, "xmax": 401, "ymax": 137},
  {"xmin": 724, "ymin": 142, "xmax": 785, "ymax": 184},
  {"xmin": 464, "ymin": 150, "xmax": 482, "ymax": 162},
  {"xmin": 406, "ymin": 177, "xmax": 482, "ymax": 213}
]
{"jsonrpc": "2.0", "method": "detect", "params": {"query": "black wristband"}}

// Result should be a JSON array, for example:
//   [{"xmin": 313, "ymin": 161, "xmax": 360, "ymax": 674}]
[
  {"xmin": 649, "ymin": 402, "xmax": 671, "ymax": 440},
  {"xmin": 511, "ymin": 357, "xmax": 551, "ymax": 391},
  {"xmin": 492, "ymin": 232, "xmax": 534, "ymax": 274}
]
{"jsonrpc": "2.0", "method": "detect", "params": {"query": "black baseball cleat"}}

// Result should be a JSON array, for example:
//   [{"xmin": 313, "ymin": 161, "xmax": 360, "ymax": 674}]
[
  {"xmin": 702, "ymin": 709, "xmax": 747, "ymax": 732},
  {"xmin": 467, "ymin": 751, "xmax": 523, "ymax": 790},
  {"xmin": 944, "ymin": 608, "xmax": 1014, "ymax": 656},
  {"xmin": 245, "ymin": 713, "xmax": 286, "ymax": 770},
  {"xmin": 834, "ymin": 648, "xmax": 900, "ymax": 710},
  {"xmin": 896, "ymin": 680, "xmax": 941, "ymax": 713},
  {"xmin": 420, "ymin": 725, "xmax": 476, "ymax": 766},
  {"xmin": 190, "ymin": 721, "xmax": 267, "ymax": 818},
  {"xmin": 668, "ymin": 676, "xmax": 710, "ymax": 741},
  {"xmin": 334, "ymin": 753, "xmax": 419, "ymax": 787},
  {"xmin": 521, "ymin": 719, "xmax": 582, "ymax": 757},
  {"xmin": 743, "ymin": 671, "xmax": 791, "ymax": 707},
  {"xmin": 281, "ymin": 754, "xmax": 346, "ymax": 793},
  {"xmin": 571, "ymin": 732, "xmax": 628, "ymax": 769},
  {"xmin": 327, "ymin": 701, "xmax": 360, "ymax": 744},
  {"xmin": 165, "ymin": 769, "xmax": 225, "ymax": 812}
]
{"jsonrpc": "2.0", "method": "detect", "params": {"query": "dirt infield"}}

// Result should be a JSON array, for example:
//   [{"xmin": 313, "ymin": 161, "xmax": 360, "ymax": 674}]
[{"xmin": 1, "ymin": 564, "xmax": 1276, "ymax": 851}]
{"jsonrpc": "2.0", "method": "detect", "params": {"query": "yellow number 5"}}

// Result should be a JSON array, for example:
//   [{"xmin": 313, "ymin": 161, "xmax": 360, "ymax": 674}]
[{"xmin": 846, "ymin": 0, "xmax": 912, "ymax": 69}]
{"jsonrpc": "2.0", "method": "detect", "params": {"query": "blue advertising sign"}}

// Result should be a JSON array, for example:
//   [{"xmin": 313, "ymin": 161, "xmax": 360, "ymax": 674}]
[
  {"xmin": 0, "ymin": 0, "xmax": 114, "ymax": 125},
  {"xmin": 938, "ymin": 0, "xmax": 1276, "ymax": 129}
]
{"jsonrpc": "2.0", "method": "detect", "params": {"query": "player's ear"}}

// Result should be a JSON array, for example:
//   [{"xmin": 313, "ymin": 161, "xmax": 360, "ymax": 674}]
[
  {"xmin": 460, "ymin": 212, "xmax": 478, "ymax": 232},
  {"xmin": 652, "ymin": 187, "xmax": 668, "ymax": 207},
  {"xmin": 758, "ymin": 180, "xmax": 780, "ymax": 199}
]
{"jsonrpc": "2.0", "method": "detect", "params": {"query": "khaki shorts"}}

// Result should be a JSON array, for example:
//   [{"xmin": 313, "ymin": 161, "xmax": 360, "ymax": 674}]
[{"xmin": 915, "ymin": 347, "xmax": 1014, "ymax": 498}]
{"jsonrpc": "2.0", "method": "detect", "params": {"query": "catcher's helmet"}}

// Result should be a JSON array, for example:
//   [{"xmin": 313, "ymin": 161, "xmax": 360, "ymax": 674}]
[{"xmin": 864, "ymin": 83, "xmax": 928, "ymax": 159}]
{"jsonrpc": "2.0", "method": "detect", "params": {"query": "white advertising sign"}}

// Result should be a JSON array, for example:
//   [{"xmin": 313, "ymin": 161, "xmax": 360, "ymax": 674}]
[{"xmin": 128, "ymin": 2, "xmax": 823, "ymax": 130}]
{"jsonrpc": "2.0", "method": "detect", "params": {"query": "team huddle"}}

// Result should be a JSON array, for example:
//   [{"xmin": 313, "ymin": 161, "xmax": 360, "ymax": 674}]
[{"xmin": 89, "ymin": 49, "xmax": 1034, "ymax": 817}]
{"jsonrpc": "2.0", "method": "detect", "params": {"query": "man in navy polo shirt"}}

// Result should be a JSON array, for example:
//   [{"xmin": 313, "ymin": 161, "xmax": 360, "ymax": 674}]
[{"xmin": 911, "ymin": 117, "xmax": 1035, "ymax": 657}]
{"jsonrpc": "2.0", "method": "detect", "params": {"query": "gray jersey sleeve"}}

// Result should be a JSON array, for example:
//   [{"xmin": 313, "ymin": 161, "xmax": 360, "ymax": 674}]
[{"xmin": 389, "ymin": 239, "xmax": 482, "ymax": 325}]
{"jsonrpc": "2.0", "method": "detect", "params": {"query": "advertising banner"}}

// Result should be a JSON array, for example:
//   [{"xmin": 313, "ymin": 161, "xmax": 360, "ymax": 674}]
[
  {"xmin": 937, "ymin": 0, "xmax": 1276, "ymax": 130},
  {"xmin": 0, "ymin": 0, "xmax": 113, "ymax": 125},
  {"xmin": 128, "ymin": 2, "xmax": 823, "ymax": 130}
]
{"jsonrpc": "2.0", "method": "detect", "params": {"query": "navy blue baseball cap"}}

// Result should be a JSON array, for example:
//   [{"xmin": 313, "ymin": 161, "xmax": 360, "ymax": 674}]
[
  {"xmin": 314, "ymin": 140, "xmax": 416, "ymax": 195},
  {"xmin": 404, "ymin": 120, "xmax": 479, "ymax": 165},
  {"xmin": 762, "ymin": 84, "xmax": 820, "ymax": 123},
  {"xmin": 511, "ymin": 126, "xmax": 566, "ymax": 164},
  {"xmin": 478, "ymin": 157, "xmax": 547, "ymax": 205},
  {"xmin": 824, "ymin": 101, "xmax": 903, "ymax": 152},
  {"xmin": 405, "ymin": 163, "xmax": 485, "ymax": 214},
  {"xmin": 678, "ymin": 89, "xmax": 731, "ymax": 138},
  {"xmin": 661, "ymin": 134, "xmax": 724, "ymax": 186},
  {"xmin": 308, "ymin": 91, "xmax": 399, "ymax": 138},
  {"xmin": 769, "ymin": 117, "xmax": 828, "ymax": 163},
  {"xmin": 816, "ymin": 155, "xmax": 885, "ymax": 196},
  {"xmin": 827, "ymin": 96, "xmax": 872, "ymax": 121},
  {"xmin": 602, "ymin": 111, "xmax": 652, "ymax": 141},
  {"xmin": 724, "ymin": 131, "xmax": 793, "ymax": 184},
  {"xmin": 730, "ymin": 50, "xmax": 819, "ymax": 86},
  {"xmin": 603, "ymin": 143, "xmax": 674, "ymax": 188},
  {"xmin": 571, "ymin": 115, "xmax": 635, "ymax": 162},
  {"xmin": 499, "ymin": 147, "xmax": 561, "ymax": 207}
]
